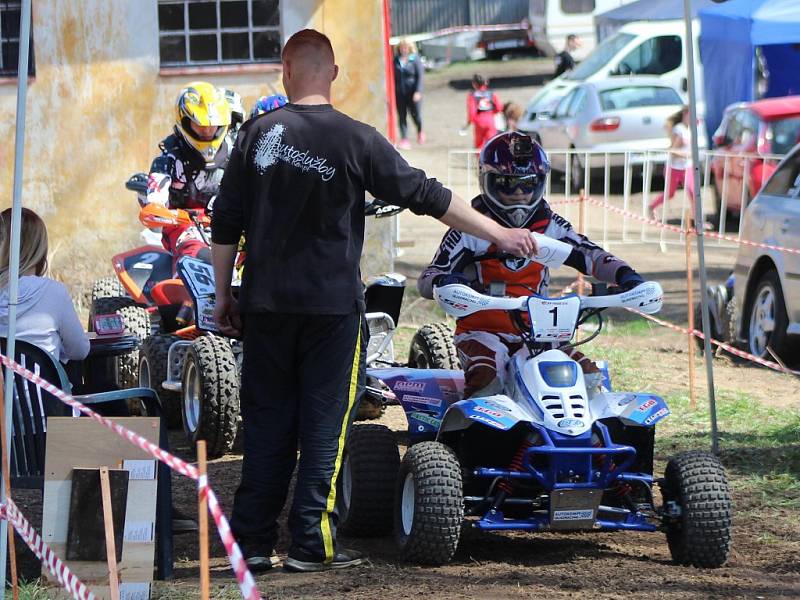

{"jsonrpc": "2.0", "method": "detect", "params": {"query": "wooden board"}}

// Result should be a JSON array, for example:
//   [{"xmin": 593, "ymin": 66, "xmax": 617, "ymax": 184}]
[
  {"xmin": 41, "ymin": 418, "xmax": 159, "ymax": 600},
  {"xmin": 66, "ymin": 468, "xmax": 129, "ymax": 563}
]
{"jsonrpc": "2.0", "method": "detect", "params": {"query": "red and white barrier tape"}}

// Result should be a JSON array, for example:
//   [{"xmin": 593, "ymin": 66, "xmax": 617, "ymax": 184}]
[
  {"xmin": 581, "ymin": 196, "xmax": 800, "ymax": 255},
  {"xmin": 0, "ymin": 354, "xmax": 262, "ymax": 600},
  {"xmin": 584, "ymin": 197, "xmax": 686, "ymax": 234},
  {"xmin": 625, "ymin": 308, "xmax": 799, "ymax": 375},
  {"xmin": 0, "ymin": 499, "xmax": 95, "ymax": 600}
]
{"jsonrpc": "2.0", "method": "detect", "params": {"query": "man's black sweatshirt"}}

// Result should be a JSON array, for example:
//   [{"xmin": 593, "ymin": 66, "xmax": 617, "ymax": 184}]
[{"xmin": 212, "ymin": 103, "xmax": 452, "ymax": 315}]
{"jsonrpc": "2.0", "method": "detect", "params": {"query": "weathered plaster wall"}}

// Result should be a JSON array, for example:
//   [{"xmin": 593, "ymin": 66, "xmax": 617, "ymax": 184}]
[{"xmin": 0, "ymin": 0, "xmax": 392, "ymax": 303}]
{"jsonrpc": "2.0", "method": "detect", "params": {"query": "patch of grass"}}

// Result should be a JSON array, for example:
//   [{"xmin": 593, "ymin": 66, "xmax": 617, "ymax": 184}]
[{"xmin": 17, "ymin": 581, "xmax": 51, "ymax": 600}]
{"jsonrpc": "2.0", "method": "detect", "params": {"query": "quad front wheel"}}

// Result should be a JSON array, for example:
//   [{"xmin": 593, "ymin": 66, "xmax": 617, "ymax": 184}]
[
  {"xmin": 181, "ymin": 335, "xmax": 240, "ymax": 458},
  {"xmin": 337, "ymin": 424, "xmax": 400, "ymax": 537},
  {"xmin": 661, "ymin": 451, "xmax": 732, "ymax": 568},
  {"xmin": 394, "ymin": 442, "xmax": 463, "ymax": 565}
]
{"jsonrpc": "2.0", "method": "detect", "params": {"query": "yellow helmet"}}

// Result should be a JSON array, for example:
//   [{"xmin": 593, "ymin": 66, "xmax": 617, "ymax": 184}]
[{"xmin": 174, "ymin": 81, "xmax": 231, "ymax": 162}]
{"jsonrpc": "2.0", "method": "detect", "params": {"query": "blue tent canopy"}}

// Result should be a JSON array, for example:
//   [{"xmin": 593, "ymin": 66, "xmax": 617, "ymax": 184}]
[
  {"xmin": 700, "ymin": 0, "xmax": 800, "ymax": 138},
  {"xmin": 598, "ymin": 0, "xmax": 716, "ymax": 25}
]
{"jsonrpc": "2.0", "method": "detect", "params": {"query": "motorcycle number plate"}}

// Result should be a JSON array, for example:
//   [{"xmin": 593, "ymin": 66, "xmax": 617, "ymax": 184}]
[
  {"xmin": 177, "ymin": 257, "xmax": 216, "ymax": 298},
  {"xmin": 527, "ymin": 295, "xmax": 580, "ymax": 342},
  {"xmin": 93, "ymin": 313, "xmax": 125, "ymax": 336},
  {"xmin": 549, "ymin": 488, "xmax": 601, "ymax": 531}
]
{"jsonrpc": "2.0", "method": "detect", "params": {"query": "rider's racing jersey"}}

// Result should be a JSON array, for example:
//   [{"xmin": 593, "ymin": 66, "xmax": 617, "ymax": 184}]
[
  {"xmin": 418, "ymin": 195, "xmax": 633, "ymax": 335},
  {"xmin": 146, "ymin": 131, "xmax": 230, "ymax": 211}
]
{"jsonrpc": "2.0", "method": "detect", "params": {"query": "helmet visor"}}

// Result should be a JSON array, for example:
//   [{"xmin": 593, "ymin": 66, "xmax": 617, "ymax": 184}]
[{"xmin": 491, "ymin": 173, "xmax": 540, "ymax": 196}]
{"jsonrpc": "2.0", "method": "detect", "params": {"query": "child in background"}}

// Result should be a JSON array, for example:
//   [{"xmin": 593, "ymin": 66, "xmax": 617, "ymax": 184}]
[
  {"xmin": 648, "ymin": 106, "xmax": 696, "ymax": 222},
  {"xmin": 464, "ymin": 74, "xmax": 502, "ymax": 149},
  {"xmin": 503, "ymin": 102, "xmax": 524, "ymax": 132}
]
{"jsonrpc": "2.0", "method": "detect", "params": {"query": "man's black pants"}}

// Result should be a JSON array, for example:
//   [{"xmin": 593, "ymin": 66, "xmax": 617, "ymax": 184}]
[{"xmin": 230, "ymin": 311, "xmax": 366, "ymax": 562}]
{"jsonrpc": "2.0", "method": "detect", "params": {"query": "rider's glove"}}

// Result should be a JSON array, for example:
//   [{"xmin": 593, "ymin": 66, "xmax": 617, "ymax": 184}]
[
  {"xmin": 434, "ymin": 273, "xmax": 471, "ymax": 288},
  {"xmin": 616, "ymin": 267, "xmax": 644, "ymax": 291}
]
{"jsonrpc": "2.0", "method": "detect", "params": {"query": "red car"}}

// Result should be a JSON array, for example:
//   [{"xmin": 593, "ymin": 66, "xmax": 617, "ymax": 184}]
[{"xmin": 710, "ymin": 96, "xmax": 800, "ymax": 226}]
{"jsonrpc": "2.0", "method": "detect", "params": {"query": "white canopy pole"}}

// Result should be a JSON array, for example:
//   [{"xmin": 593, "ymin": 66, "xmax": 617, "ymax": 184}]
[
  {"xmin": 683, "ymin": 0, "xmax": 720, "ymax": 454},
  {"xmin": 1, "ymin": 1, "xmax": 32, "ymax": 596}
]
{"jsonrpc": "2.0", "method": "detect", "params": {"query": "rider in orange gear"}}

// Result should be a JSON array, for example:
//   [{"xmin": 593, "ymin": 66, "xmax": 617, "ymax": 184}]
[{"xmin": 418, "ymin": 132, "xmax": 644, "ymax": 398}]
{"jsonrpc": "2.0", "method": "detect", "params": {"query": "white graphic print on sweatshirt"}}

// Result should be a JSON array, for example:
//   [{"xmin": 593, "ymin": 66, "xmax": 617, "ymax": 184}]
[{"xmin": 253, "ymin": 123, "xmax": 337, "ymax": 182}]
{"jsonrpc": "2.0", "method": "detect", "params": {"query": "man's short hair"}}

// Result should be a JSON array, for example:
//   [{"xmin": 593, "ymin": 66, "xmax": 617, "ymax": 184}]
[
  {"xmin": 566, "ymin": 34, "xmax": 577, "ymax": 43},
  {"xmin": 282, "ymin": 29, "xmax": 335, "ymax": 63}
]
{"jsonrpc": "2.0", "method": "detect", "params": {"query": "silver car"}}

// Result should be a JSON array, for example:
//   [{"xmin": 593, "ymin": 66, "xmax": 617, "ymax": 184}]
[
  {"xmin": 732, "ymin": 142, "xmax": 800, "ymax": 364},
  {"xmin": 520, "ymin": 79, "xmax": 707, "ymax": 190}
]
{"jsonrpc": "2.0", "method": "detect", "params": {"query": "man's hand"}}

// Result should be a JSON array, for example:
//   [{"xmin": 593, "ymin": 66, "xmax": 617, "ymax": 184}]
[
  {"xmin": 214, "ymin": 292, "xmax": 242, "ymax": 337},
  {"xmin": 494, "ymin": 228, "xmax": 538, "ymax": 258},
  {"xmin": 413, "ymin": 91, "xmax": 422, "ymax": 103}
]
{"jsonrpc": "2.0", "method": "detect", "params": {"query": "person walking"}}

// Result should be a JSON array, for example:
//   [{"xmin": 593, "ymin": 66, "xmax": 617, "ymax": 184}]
[
  {"xmin": 465, "ymin": 74, "xmax": 502, "ymax": 150},
  {"xmin": 648, "ymin": 106, "xmax": 697, "ymax": 222},
  {"xmin": 393, "ymin": 38, "xmax": 425, "ymax": 149},
  {"xmin": 554, "ymin": 34, "xmax": 581, "ymax": 78},
  {"xmin": 211, "ymin": 29, "xmax": 537, "ymax": 573}
]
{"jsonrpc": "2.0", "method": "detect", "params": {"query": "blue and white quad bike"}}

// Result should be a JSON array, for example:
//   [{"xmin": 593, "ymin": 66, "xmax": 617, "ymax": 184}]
[{"xmin": 338, "ymin": 243, "xmax": 732, "ymax": 567}]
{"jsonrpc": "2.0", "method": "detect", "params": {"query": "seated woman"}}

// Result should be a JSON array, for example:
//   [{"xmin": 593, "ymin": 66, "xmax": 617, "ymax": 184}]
[{"xmin": 0, "ymin": 207, "xmax": 89, "ymax": 362}]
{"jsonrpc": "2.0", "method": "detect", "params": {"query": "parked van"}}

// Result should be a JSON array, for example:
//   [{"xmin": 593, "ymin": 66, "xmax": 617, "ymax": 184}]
[
  {"xmin": 519, "ymin": 20, "xmax": 704, "ymax": 129},
  {"xmin": 529, "ymin": 0, "xmax": 638, "ymax": 60}
]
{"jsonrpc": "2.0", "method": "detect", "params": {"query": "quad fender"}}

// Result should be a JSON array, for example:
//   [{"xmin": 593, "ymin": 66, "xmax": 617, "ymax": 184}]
[
  {"xmin": 366, "ymin": 367, "xmax": 463, "ymax": 436},
  {"xmin": 438, "ymin": 395, "xmax": 529, "ymax": 436},
  {"xmin": 590, "ymin": 392, "xmax": 670, "ymax": 427}
]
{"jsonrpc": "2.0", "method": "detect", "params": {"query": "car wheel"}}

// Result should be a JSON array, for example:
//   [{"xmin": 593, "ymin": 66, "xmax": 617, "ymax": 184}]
[{"xmin": 746, "ymin": 271, "xmax": 792, "ymax": 362}]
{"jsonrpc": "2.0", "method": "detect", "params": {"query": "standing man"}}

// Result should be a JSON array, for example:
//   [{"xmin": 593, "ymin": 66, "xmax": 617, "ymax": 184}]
[
  {"xmin": 553, "ymin": 34, "xmax": 582, "ymax": 78},
  {"xmin": 211, "ymin": 29, "xmax": 536, "ymax": 573}
]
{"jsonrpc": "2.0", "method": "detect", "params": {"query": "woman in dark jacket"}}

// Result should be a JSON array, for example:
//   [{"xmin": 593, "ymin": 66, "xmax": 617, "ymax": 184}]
[{"xmin": 393, "ymin": 39, "xmax": 425, "ymax": 149}]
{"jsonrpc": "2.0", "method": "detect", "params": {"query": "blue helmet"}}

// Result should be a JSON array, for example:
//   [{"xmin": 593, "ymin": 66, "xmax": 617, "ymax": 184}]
[
  {"xmin": 250, "ymin": 94, "xmax": 288, "ymax": 119},
  {"xmin": 479, "ymin": 132, "xmax": 550, "ymax": 228}
]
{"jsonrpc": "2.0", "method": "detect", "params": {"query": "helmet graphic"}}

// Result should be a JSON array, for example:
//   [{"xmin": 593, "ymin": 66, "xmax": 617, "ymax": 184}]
[
  {"xmin": 250, "ymin": 94, "xmax": 288, "ymax": 119},
  {"xmin": 220, "ymin": 87, "xmax": 245, "ymax": 132},
  {"xmin": 174, "ymin": 81, "xmax": 231, "ymax": 162},
  {"xmin": 479, "ymin": 132, "xmax": 550, "ymax": 228}
]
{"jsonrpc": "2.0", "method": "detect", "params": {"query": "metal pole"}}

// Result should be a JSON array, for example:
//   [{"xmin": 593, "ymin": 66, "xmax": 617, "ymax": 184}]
[
  {"xmin": 1, "ymin": 2, "xmax": 32, "ymax": 597},
  {"xmin": 683, "ymin": 0, "xmax": 719, "ymax": 454}
]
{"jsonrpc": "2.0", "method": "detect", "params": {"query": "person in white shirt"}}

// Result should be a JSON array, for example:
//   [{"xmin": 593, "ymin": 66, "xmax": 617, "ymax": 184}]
[
  {"xmin": 0, "ymin": 207, "xmax": 89, "ymax": 363},
  {"xmin": 649, "ymin": 106, "xmax": 696, "ymax": 222}
]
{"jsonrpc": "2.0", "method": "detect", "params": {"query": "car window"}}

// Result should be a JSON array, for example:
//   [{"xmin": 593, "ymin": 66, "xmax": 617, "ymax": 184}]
[
  {"xmin": 598, "ymin": 86, "xmax": 682, "ymax": 111},
  {"xmin": 564, "ymin": 32, "xmax": 635, "ymax": 81},
  {"xmin": 566, "ymin": 88, "xmax": 587, "ymax": 117},
  {"xmin": 768, "ymin": 117, "xmax": 800, "ymax": 155},
  {"xmin": 554, "ymin": 89, "xmax": 577, "ymax": 118},
  {"xmin": 762, "ymin": 147, "xmax": 800, "ymax": 197},
  {"xmin": 724, "ymin": 110, "xmax": 743, "ymax": 146},
  {"xmin": 613, "ymin": 35, "xmax": 682, "ymax": 76},
  {"xmin": 735, "ymin": 111, "xmax": 759, "ymax": 147},
  {"xmin": 526, "ymin": 86, "xmax": 568, "ymax": 116},
  {"xmin": 561, "ymin": 0, "xmax": 595, "ymax": 14}
]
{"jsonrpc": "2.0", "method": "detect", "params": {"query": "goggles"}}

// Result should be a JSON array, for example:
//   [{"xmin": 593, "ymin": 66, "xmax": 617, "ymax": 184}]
[{"xmin": 492, "ymin": 173, "xmax": 539, "ymax": 195}]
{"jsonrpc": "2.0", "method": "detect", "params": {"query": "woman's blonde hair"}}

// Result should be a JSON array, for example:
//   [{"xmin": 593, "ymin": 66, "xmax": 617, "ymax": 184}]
[
  {"xmin": 0, "ymin": 207, "xmax": 48, "ymax": 288},
  {"xmin": 396, "ymin": 38, "xmax": 417, "ymax": 55}
]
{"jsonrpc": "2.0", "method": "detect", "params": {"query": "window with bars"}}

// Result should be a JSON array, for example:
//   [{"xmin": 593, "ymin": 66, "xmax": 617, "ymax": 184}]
[
  {"xmin": 0, "ymin": 1, "xmax": 35, "ymax": 78},
  {"xmin": 158, "ymin": 0, "xmax": 280, "ymax": 67}
]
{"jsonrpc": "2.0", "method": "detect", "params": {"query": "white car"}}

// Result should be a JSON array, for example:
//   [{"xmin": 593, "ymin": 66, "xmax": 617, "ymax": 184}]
[
  {"xmin": 521, "ymin": 79, "xmax": 707, "ymax": 189},
  {"xmin": 518, "ymin": 20, "xmax": 705, "ymax": 134}
]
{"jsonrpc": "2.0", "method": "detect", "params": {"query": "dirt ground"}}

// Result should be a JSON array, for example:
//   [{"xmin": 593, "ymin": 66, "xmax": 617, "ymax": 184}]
[{"xmin": 14, "ymin": 57, "xmax": 800, "ymax": 599}]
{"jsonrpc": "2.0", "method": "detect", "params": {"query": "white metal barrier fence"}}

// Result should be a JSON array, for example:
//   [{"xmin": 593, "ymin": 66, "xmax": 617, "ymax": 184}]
[{"xmin": 446, "ymin": 147, "xmax": 786, "ymax": 250}]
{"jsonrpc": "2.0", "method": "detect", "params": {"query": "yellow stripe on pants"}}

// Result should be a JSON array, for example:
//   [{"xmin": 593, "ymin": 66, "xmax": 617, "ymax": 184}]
[{"xmin": 320, "ymin": 322, "xmax": 362, "ymax": 562}]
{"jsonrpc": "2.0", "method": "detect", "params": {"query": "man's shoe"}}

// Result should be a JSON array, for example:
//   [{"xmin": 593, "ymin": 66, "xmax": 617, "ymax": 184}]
[
  {"xmin": 172, "ymin": 507, "xmax": 198, "ymax": 534},
  {"xmin": 398, "ymin": 138, "xmax": 412, "ymax": 150},
  {"xmin": 417, "ymin": 131, "xmax": 426, "ymax": 145},
  {"xmin": 283, "ymin": 548, "xmax": 363, "ymax": 572},
  {"xmin": 241, "ymin": 543, "xmax": 280, "ymax": 573}
]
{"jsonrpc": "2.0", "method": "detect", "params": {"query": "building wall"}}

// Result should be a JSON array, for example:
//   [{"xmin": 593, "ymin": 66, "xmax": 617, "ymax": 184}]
[{"xmin": 0, "ymin": 0, "xmax": 392, "ymax": 302}]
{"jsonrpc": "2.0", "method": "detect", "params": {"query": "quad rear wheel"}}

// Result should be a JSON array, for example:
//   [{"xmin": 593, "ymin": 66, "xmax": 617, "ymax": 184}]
[
  {"xmin": 337, "ymin": 424, "xmax": 400, "ymax": 537},
  {"xmin": 139, "ymin": 334, "xmax": 183, "ymax": 428},
  {"xmin": 661, "ymin": 451, "xmax": 732, "ymax": 568},
  {"xmin": 181, "ymin": 335, "xmax": 240, "ymax": 458},
  {"xmin": 407, "ymin": 323, "xmax": 459, "ymax": 370},
  {"xmin": 394, "ymin": 442, "xmax": 463, "ymax": 565},
  {"xmin": 89, "ymin": 295, "xmax": 150, "ymax": 390}
]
